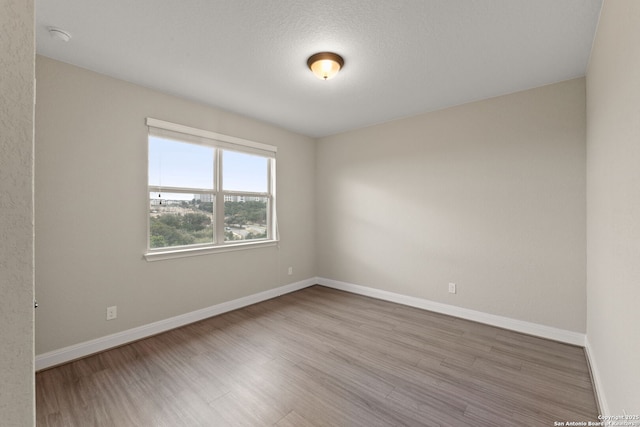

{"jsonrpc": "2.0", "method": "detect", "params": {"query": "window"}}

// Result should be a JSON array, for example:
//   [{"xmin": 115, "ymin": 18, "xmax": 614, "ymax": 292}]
[{"xmin": 145, "ymin": 118, "xmax": 277, "ymax": 260}]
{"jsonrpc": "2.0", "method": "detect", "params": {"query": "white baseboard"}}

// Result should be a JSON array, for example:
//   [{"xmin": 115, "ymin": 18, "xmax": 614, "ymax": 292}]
[
  {"xmin": 584, "ymin": 337, "xmax": 609, "ymax": 415},
  {"xmin": 317, "ymin": 277, "xmax": 587, "ymax": 347},
  {"xmin": 36, "ymin": 276, "xmax": 588, "ymax": 371},
  {"xmin": 35, "ymin": 278, "xmax": 316, "ymax": 371}
]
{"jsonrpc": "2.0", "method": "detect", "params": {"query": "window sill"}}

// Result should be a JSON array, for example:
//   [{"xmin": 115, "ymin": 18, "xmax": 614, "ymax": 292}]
[{"xmin": 144, "ymin": 240, "xmax": 278, "ymax": 262}]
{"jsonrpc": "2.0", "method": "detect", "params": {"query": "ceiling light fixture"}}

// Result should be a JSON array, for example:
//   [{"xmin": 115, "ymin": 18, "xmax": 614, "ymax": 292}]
[
  {"xmin": 48, "ymin": 27, "xmax": 72, "ymax": 42},
  {"xmin": 307, "ymin": 52, "xmax": 344, "ymax": 81}
]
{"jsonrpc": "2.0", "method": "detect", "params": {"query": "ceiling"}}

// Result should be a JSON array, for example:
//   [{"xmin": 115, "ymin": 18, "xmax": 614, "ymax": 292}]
[{"xmin": 36, "ymin": 0, "xmax": 602, "ymax": 138}]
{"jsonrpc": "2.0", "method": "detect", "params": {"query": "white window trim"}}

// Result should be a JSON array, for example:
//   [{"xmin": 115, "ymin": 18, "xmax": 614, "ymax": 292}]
[
  {"xmin": 144, "ymin": 240, "xmax": 278, "ymax": 262},
  {"xmin": 146, "ymin": 118, "xmax": 277, "ymax": 154},
  {"xmin": 144, "ymin": 118, "xmax": 278, "ymax": 261}
]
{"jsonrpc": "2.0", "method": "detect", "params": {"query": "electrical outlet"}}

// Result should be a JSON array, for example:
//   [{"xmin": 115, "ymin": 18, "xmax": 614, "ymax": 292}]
[
  {"xmin": 106, "ymin": 306, "xmax": 117, "ymax": 320},
  {"xmin": 448, "ymin": 283, "xmax": 456, "ymax": 294},
  {"xmin": 288, "ymin": 266, "xmax": 293, "ymax": 275}
]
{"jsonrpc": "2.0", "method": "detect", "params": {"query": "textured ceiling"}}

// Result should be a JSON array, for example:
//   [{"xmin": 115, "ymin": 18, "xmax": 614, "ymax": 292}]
[{"xmin": 36, "ymin": 0, "xmax": 602, "ymax": 138}]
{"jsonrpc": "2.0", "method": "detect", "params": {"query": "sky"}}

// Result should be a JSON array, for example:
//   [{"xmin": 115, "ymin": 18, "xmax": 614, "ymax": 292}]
[{"xmin": 148, "ymin": 136, "xmax": 268, "ymax": 200}]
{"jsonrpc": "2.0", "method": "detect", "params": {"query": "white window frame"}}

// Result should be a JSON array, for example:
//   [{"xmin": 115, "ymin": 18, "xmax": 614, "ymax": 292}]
[{"xmin": 144, "ymin": 118, "xmax": 278, "ymax": 261}]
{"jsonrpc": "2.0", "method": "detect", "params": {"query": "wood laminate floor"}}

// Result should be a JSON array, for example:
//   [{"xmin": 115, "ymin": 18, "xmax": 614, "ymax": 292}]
[{"xmin": 36, "ymin": 286, "xmax": 599, "ymax": 426}]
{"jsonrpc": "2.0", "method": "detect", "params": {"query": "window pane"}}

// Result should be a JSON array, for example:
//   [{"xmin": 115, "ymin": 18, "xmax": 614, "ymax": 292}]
[
  {"xmin": 149, "ymin": 136, "xmax": 214, "ymax": 189},
  {"xmin": 149, "ymin": 192, "xmax": 214, "ymax": 248},
  {"xmin": 222, "ymin": 150, "xmax": 268, "ymax": 192},
  {"xmin": 224, "ymin": 196, "xmax": 268, "ymax": 242}
]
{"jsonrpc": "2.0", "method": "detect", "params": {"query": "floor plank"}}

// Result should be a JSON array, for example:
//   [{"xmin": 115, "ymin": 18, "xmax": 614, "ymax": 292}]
[{"xmin": 36, "ymin": 285, "xmax": 599, "ymax": 426}]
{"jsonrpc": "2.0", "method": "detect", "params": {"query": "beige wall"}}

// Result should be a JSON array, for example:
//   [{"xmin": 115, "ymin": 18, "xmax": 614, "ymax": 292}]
[
  {"xmin": 0, "ymin": 0, "xmax": 35, "ymax": 424},
  {"xmin": 35, "ymin": 57, "xmax": 316, "ymax": 355},
  {"xmin": 586, "ymin": 0, "xmax": 640, "ymax": 414},
  {"xmin": 317, "ymin": 79, "xmax": 587, "ymax": 332}
]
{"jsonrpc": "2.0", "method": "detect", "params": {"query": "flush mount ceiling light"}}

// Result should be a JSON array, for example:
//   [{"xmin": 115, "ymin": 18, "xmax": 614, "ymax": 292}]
[{"xmin": 307, "ymin": 52, "xmax": 344, "ymax": 80}]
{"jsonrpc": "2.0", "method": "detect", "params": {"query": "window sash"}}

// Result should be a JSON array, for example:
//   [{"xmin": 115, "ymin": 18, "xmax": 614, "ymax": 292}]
[
  {"xmin": 222, "ymin": 192, "xmax": 272, "ymax": 242},
  {"xmin": 149, "ymin": 191, "xmax": 215, "ymax": 249}
]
